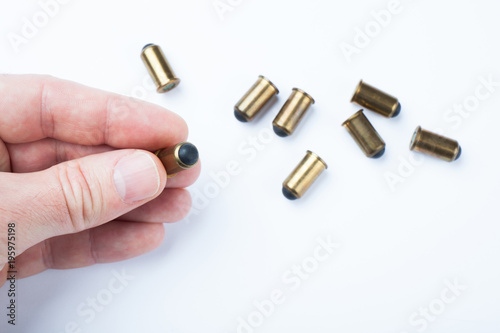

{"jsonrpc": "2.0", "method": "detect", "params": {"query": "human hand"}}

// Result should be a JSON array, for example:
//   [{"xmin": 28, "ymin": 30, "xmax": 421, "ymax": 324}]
[{"xmin": 0, "ymin": 75, "xmax": 201, "ymax": 287}]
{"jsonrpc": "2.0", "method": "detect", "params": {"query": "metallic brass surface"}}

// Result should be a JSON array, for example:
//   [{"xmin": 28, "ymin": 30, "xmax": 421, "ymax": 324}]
[
  {"xmin": 273, "ymin": 88, "xmax": 315, "ymax": 137},
  {"xmin": 141, "ymin": 44, "xmax": 180, "ymax": 93},
  {"xmin": 234, "ymin": 76, "xmax": 279, "ymax": 122},
  {"xmin": 342, "ymin": 110, "xmax": 386, "ymax": 158},
  {"xmin": 410, "ymin": 126, "xmax": 461, "ymax": 162},
  {"xmin": 155, "ymin": 142, "xmax": 199, "ymax": 178},
  {"xmin": 282, "ymin": 151, "xmax": 328, "ymax": 200},
  {"xmin": 351, "ymin": 80, "xmax": 401, "ymax": 118}
]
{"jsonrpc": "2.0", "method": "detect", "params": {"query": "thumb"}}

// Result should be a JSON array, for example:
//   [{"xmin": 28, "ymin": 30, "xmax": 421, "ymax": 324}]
[{"xmin": 0, "ymin": 149, "xmax": 166, "ymax": 263}]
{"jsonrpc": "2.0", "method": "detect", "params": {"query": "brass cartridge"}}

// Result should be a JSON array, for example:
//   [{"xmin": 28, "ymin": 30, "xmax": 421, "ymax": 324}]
[
  {"xmin": 141, "ymin": 44, "xmax": 180, "ymax": 93},
  {"xmin": 282, "ymin": 151, "xmax": 328, "ymax": 200},
  {"xmin": 234, "ymin": 76, "xmax": 279, "ymax": 122},
  {"xmin": 351, "ymin": 80, "xmax": 401, "ymax": 118},
  {"xmin": 410, "ymin": 127, "xmax": 461, "ymax": 162},
  {"xmin": 273, "ymin": 88, "xmax": 315, "ymax": 137},
  {"xmin": 156, "ymin": 142, "xmax": 199, "ymax": 177},
  {"xmin": 342, "ymin": 110, "xmax": 386, "ymax": 158}
]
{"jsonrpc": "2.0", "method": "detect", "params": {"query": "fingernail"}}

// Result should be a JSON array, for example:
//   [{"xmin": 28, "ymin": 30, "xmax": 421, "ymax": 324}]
[{"xmin": 114, "ymin": 152, "xmax": 161, "ymax": 203}]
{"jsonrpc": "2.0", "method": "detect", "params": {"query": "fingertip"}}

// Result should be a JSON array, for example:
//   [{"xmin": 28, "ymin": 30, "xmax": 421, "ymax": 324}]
[
  {"xmin": 145, "ymin": 223, "xmax": 166, "ymax": 250},
  {"xmin": 106, "ymin": 95, "xmax": 190, "ymax": 149},
  {"xmin": 169, "ymin": 112, "xmax": 189, "ymax": 143},
  {"xmin": 179, "ymin": 115, "xmax": 189, "ymax": 142}
]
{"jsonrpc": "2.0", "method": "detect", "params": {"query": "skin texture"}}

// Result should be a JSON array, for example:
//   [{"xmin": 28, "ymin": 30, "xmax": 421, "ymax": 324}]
[{"xmin": 0, "ymin": 75, "xmax": 201, "ymax": 287}]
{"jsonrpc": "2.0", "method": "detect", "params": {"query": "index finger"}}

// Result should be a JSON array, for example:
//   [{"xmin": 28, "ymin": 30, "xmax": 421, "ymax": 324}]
[{"xmin": 0, "ymin": 74, "xmax": 188, "ymax": 149}]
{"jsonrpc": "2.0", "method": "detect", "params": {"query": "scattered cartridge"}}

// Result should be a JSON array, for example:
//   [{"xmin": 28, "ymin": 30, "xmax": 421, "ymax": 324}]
[
  {"xmin": 282, "ymin": 151, "xmax": 328, "ymax": 200},
  {"xmin": 141, "ymin": 44, "xmax": 180, "ymax": 93},
  {"xmin": 234, "ymin": 75, "xmax": 279, "ymax": 122},
  {"xmin": 410, "ymin": 126, "xmax": 462, "ymax": 162},
  {"xmin": 156, "ymin": 142, "xmax": 199, "ymax": 177},
  {"xmin": 342, "ymin": 110, "xmax": 386, "ymax": 158},
  {"xmin": 273, "ymin": 88, "xmax": 315, "ymax": 137},
  {"xmin": 351, "ymin": 80, "xmax": 401, "ymax": 118}
]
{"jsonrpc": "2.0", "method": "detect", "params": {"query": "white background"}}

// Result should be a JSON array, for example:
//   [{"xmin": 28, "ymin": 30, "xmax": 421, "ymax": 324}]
[{"xmin": 1, "ymin": 0, "xmax": 499, "ymax": 332}]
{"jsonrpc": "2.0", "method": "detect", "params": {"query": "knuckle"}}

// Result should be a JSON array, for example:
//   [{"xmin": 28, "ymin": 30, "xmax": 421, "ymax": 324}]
[{"xmin": 54, "ymin": 161, "xmax": 104, "ymax": 233}]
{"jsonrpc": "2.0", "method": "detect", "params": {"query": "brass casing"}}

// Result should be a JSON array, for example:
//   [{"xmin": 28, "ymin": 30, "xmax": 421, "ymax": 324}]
[
  {"xmin": 141, "ymin": 44, "xmax": 180, "ymax": 93},
  {"xmin": 273, "ymin": 88, "xmax": 315, "ymax": 137},
  {"xmin": 155, "ymin": 142, "xmax": 198, "ymax": 178},
  {"xmin": 351, "ymin": 80, "xmax": 401, "ymax": 118},
  {"xmin": 410, "ymin": 126, "xmax": 461, "ymax": 162},
  {"xmin": 342, "ymin": 110, "xmax": 386, "ymax": 158},
  {"xmin": 283, "ymin": 151, "xmax": 328, "ymax": 200},
  {"xmin": 234, "ymin": 76, "xmax": 279, "ymax": 122}
]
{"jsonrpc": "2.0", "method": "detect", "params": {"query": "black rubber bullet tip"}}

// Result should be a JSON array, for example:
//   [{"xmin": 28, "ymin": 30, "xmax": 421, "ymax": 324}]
[
  {"xmin": 142, "ymin": 43, "xmax": 155, "ymax": 50},
  {"xmin": 234, "ymin": 109, "xmax": 248, "ymax": 122},
  {"xmin": 273, "ymin": 125, "xmax": 289, "ymax": 137},
  {"xmin": 282, "ymin": 187, "xmax": 298, "ymax": 200},
  {"xmin": 392, "ymin": 102, "xmax": 402, "ymax": 117},
  {"xmin": 178, "ymin": 143, "xmax": 199, "ymax": 167},
  {"xmin": 455, "ymin": 146, "xmax": 462, "ymax": 161},
  {"xmin": 372, "ymin": 147, "xmax": 386, "ymax": 159}
]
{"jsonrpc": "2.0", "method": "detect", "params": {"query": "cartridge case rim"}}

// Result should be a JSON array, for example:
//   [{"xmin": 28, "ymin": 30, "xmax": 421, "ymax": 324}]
[
  {"xmin": 306, "ymin": 150, "xmax": 328, "ymax": 169},
  {"xmin": 292, "ymin": 88, "xmax": 315, "ymax": 104},
  {"xmin": 350, "ymin": 80, "xmax": 364, "ymax": 103},
  {"xmin": 258, "ymin": 75, "xmax": 280, "ymax": 95},
  {"xmin": 156, "ymin": 78, "xmax": 181, "ymax": 93},
  {"xmin": 341, "ymin": 109, "xmax": 364, "ymax": 127},
  {"xmin": 409, "ymin": 126, "xmax": 422, "ymax": 151}
]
